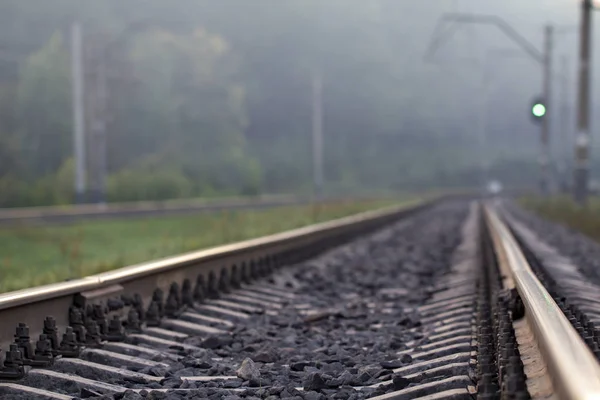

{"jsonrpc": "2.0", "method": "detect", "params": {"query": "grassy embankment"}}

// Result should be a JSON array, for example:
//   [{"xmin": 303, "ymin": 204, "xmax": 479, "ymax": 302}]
[
  {"xmin": 0, "ymin": 199, "xmax": 406, "ymax": 293},
  {"xmin": 520, "ymin": 196, "xmax": 600, "ymax": 241}
]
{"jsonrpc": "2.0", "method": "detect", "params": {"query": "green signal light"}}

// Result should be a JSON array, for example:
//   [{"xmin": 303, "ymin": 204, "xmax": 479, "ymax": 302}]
[{"xmin": 532, "ymin": 103, "xmax": 546, "ymax": 117}]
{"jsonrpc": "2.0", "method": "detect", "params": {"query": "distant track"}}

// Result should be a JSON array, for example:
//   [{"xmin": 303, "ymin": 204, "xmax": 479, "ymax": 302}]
[{"xmin": 0, "ymin": 195, "xmax": 325, "ymax": 225}]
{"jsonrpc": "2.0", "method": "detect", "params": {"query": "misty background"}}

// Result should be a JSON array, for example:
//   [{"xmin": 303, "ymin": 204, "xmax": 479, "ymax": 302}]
[{"xmin": 0, "ymin": 0, "xmax": 592, "ymax": 207}]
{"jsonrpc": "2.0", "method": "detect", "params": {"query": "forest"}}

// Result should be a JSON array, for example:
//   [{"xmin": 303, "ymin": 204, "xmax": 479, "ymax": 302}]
[{"xmin": 0, "ymin": 1, "xmax": 572, "ymax": 207}]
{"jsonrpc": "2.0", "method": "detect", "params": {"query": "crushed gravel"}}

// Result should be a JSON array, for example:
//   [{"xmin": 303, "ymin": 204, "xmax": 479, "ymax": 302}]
[{"xmin": 9, "ymin": 202, "xmax": 470, "ymax": 400}]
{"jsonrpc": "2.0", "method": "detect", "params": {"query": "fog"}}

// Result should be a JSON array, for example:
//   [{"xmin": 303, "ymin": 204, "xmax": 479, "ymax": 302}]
[{"xmin": 0, "ymin": 0, "xmax": 592, "ymax": 206}]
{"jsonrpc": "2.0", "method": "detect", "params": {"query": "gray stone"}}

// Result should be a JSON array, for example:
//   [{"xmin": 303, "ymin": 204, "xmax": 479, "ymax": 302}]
[
  {"xmin": 380, "ymin": 359, "xmax": 405, "ymax": 369},
  {"xmin": 200, "ymin": 335, "xmax": 221, "ymax": 349},
  {"xmin": 120, "ymin": 390, "xmax": 143, "ymax": 400},
  {"xmin": 223, "ymin": 379, "xmax": 243, "ymax": 388},
  {"xmin": 392, "ymin": 373, "xmax": 410, "ymax": 390},
  {"xmin": 303, "ymin": 372, "xmax": 327, "ymax": 391},
  {"xmin": 253, "ymin": 347, "xmax": 278, "ymax": 363},
  {"xmin": 236, "ymin": 357, "xmax": 261, "ymax": 382}
]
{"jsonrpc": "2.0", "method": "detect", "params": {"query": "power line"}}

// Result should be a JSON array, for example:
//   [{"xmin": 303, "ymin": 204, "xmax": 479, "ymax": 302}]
[{"xmin": 425, "ymin": 13, "xmax": 554, "ymax": 194}]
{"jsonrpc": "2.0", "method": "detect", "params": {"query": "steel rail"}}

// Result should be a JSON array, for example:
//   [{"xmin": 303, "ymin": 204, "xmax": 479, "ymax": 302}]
[
  {"xmin": 0, "ymin": 200, "xmax": 421, "ymax": 310},
  {"xmin": 0, "ymin": 199, "xmax": 429, "ymax": 351},
  {"xmin": 91, "ymin": 200, "xmax": 421, "ymax": 285},
  {"xmin": 485, "ymin": 204, "xmax": 600, "ymax": 400}
]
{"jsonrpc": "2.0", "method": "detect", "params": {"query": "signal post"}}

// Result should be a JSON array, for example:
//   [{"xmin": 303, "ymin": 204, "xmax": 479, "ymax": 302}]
[{"xmin": 574, "ymin": 0, "xmax": 594, "ymax": 205}]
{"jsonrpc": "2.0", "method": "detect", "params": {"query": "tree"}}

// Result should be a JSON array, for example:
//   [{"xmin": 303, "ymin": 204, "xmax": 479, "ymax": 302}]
[
  {"xmin": 107, "ymin": 28, "xmax": 261, "ymax": 198},
  {"xmin": 16, "ymin": 32, "xmax": 71, "ymax": 178},
  {"xmin": 0, "ymin": 1, "xmax": 552, "ymax": 206}
]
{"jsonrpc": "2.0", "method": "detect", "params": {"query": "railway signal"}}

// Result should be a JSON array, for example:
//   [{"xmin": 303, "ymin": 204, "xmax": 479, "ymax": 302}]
[
  {"xmin": 531, "ymin": 97, "xmax": 547, "ymax": 122},
  {"xmin": 574, "ymin": 0, "xmax": 595, "ymax": 204},
  {"xmin": 532, "ymin": 103, "xmax": 546, "ymax": 117}
]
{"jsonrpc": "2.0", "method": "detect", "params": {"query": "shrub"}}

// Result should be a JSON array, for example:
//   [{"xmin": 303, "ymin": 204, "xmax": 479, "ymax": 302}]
[{"xmin": 107, "ymin": 167, "xmax": 194, "ymax": 202}]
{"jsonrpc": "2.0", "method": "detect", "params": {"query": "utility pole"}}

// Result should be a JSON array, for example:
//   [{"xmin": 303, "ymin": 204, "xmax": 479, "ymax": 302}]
[
  {"xmin": 559, "ymin": 56, "xmax": 571, "ymax": 193},
  {"xmin": 312, "ymin": 70, "xmax": 324, "ymax": 199},
  {"xmin": 96, "ymin": 43, "xmax": 108, "ymax": 205},
  {"xmin": 71, "ymin": 22, "xmax": 86, "ymax": 204},
  {"xmin": 86, "ymin": 35, "xmax": 108, "ymax": 205},
  {"xmin": 477, "ymin": 78, "xmax": 489, "ymax": 189},
  {"xmin": 574, "ymin": 0, "xmax": 593, "ymax": 205},
  {"xmin": 540, "ymin": 25, "xmax": 553, "ymax": 194}
]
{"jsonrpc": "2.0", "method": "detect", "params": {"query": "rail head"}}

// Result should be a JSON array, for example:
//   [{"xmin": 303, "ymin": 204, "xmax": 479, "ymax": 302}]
[
  {"xmin": 0, "ymin": 199, "xmax": 426, "ymax": 311},
  {"xmin": 89, "ymin": 201, "xmax": 422, "ymax": 284},
  {"xmin": 485, "ymin": 204, "xmax": 600, "ymax": 400}
]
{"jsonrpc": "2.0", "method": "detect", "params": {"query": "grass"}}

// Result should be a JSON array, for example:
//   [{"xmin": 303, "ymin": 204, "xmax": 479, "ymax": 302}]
[
  {"xmin": 0, "ymin": 199, "xmax": 405, "ymax": 293},
  {"xmin": 520, "ymin": 195, "xmax": 600, "ymax": 241}
]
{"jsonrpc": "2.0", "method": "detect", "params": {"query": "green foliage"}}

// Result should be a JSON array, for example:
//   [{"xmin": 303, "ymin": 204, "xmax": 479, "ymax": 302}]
[
  {"xmin": 107, "ymin": 167, "xmax": 193, "ymax": 202},
  {"xmin": 520, "ymin": 196, "xmax": 600, "ymax": 242},
  {"xmin": 16, "ymin": 33, "xmax": 71, "ymax": 177},
  {"xmin": 0, "ymin": 2, "xmax": 546, "ymax": 207},
  {"xmin": 0, "ymin": 158, "xmax": 75, "ymax": 207},
  {"xmin": 53, "ymin": 158, "xmax": 75, "ymax": 204},
  {"xmin": 105, "ymin": 27, "xmax": 260, "ymax": 200},
  {"xmin": 0, "ymin": 175, "xmax": 26, "ymax": 207}
]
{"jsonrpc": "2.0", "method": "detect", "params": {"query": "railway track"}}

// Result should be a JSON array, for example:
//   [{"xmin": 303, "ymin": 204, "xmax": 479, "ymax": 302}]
[
  {"xmin": 0, "ymin": 195, "xmax": 398, "ymax": 226},
  {"xmin": 1, "ymin": 198, "xmax": 600, "ymax": 399},
  {"xmin": 0, "ymin": 195, "xmax": 306, "ymax": 225}
]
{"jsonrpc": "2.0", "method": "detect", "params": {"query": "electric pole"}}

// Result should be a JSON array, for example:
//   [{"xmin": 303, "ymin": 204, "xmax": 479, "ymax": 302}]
[
  {"xmin": 559, "ymin": 56, "xmax": 570, "ymax": 193},
  {"xmin": 540, "ymin": 25, "xmax": 553, "ymax": 194},
  {"xmin": 96, "ymin": 43, "xmax": 108, "ymax": 205},
  {"xmin": 86, "ymin": 35, "xmax": 108, "ymax": 205},
  {"xmin": 71, "ymin": 22, "xmax": 86, "ymax": 204},
  {"xmin": 574, "ymin": 0, "xmax": 593, "ymax": 205},
  {"xmin": 477, "ymin": 77, "xmax": 489, "ymax": 189},
  {"xmin": 312, "ymin": 70, "xmax": 324, "ymax": 199}
]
